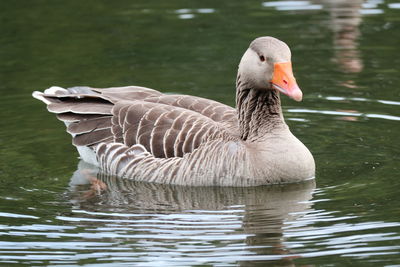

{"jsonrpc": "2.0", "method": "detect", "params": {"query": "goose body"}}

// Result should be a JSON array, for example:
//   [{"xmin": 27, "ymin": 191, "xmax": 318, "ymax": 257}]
[{"xmin": 33, "ymin": 37, "xmax": 315, "ymax": 186}]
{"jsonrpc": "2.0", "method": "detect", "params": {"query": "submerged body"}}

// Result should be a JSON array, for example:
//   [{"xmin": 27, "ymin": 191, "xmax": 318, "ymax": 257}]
[{"xmin": 33, "ymin": 37, "xmax": 315, "ymax": 186}]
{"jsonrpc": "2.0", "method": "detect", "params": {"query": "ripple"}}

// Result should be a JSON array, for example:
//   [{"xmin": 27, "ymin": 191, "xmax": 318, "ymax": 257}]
[
  {"xmin": 0, "ymin": 212, "xmax": 38, "ymax": 219},
  {"xmin": 286, "ymin": 221, "xmax": 400, "ymax": 239},
  {"xmin": 360, "ymin": 9, "xmax": 384, "ymax": 15},
  {"xmin": 287, "ymin": 118, "xmax": 309, "ymax": 122},
  {"xmin": 0, "ymin": 241, "xmax": 123, "ymax": 250},
  {"xmin": 174, "ymin": 8, "xmax": 215, "ymax": 20},
  {"xmin": 0, "ymin": 224, "xmax": 75, "ymax": 231},
  {"xmin": 175, "ymin": 8, "xmax": 191, "ymax": 14},
  {"xmin": 262, "ymin": 1, "xmax": 322, "ymax": 11},
  {"xmin": 178, "ymin": 14, "xmax": 195, "ymax": 20},
  {"xmin": 377, "ymin": 99, "xmax": 400, "ymax": 105},
  {"xmin": 197, "ymin": 8, "xmax": 215, "ymax": 14},
  {"xmin": 324, "ymin": 95, "xmax": 400, "ymax": 106},
  {"xmin": 288, "ymin": 108, "xmax": 400, "ymax": 121},
  {"xmin": 388, "ymin": 3, "xmax": 400, "ymax": 9},
  {"xmin": 2, "ymin": 205, "xmax": 400, "ymax": 265},
  {"xmin": 298, "ymin": 246, "xmax": 400, "ymax": 258}
]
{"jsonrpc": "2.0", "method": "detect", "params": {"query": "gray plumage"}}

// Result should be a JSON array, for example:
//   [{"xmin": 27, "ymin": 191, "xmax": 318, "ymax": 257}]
[{"xmin": 32, "ymin": 36, "xmax": 315, "ymax": 186}]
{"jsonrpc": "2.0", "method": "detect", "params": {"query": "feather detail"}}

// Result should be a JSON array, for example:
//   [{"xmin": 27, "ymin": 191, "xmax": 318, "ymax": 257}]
[{"xmin": 67, "ymin": 117, "xmax": 112, "ymax": 135}]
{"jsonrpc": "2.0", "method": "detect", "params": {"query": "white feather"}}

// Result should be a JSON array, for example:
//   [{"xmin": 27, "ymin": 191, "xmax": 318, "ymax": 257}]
[
  {"xmin": 44, "ymin": 86, "xmax": 67, "ymax": 95},
  {"xmin": 76, "ymin": 146, "xmax": 99, "ymax": 166},
  {"xmin": 32, "ymin": 91, "xmax": 51, "ymax": 105}
]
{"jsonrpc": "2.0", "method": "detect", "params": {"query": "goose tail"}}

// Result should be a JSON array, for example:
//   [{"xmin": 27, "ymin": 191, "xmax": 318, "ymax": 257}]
[{"xmin": 33, "ymin": 86, "xmax": 115, "ymax": 166}]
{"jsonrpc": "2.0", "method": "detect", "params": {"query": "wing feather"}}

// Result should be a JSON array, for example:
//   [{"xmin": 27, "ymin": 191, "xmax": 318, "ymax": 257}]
[
  {"xmin": 110, "ymin": 101, "xmax": 228, "ymax": 158},
  {"xmin": 67, "ymin": 117, "xmax": 112, "ymax": 135},
  {"xmin": 73, "ymin": 129, "xmax": 113, "ymax": 146},
  {"xmin": 57, "ymin": 113, "xmax": 109, "ymax": 123}
]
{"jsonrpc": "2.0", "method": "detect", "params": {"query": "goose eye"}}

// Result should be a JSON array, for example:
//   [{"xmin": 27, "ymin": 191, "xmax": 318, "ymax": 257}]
[{"xmin": 259, "ymin": 55, "xmax": 265, "ymax": 62}]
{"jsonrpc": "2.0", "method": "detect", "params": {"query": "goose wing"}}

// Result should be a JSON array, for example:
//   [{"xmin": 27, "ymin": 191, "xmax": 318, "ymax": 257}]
[{"xmin": 33, "ymin": 86, "xmax": 236, "ymax": 158}]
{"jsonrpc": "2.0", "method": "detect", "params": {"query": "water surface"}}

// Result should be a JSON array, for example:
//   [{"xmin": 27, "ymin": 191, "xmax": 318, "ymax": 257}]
[{"xmin": 0, "ymin": 0, "xmax": 400, "ymax": 265}]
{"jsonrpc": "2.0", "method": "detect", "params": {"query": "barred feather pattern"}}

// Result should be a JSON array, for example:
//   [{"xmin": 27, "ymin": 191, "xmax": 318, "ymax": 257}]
[
  {"xmin": 110, "ymin": 100, "xmax": 227, "ymax": 158},
  {"xmin": 95, "ymin": 138, "xmax": 261, "ymax": 186},
  {"xmin": 236, "ymin": 80, "xmax": 284, "ymax": 141},
  {"xmin": 33, "ymin": 86, "xmax": 237, "ymax": 152}
]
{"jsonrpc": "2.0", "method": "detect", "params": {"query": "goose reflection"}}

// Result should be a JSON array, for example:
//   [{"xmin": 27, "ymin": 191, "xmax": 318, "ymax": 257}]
[
  {"xmin": 266, "ymin": 0, "xmax": 365, "ymax": 74},
  {"xmin": 67, "ymin": 161, "xmax": 315, "ymax": 264},
  {"xmin": 321, "ymin": 0, "xmax": 364, "ymax": 74}
]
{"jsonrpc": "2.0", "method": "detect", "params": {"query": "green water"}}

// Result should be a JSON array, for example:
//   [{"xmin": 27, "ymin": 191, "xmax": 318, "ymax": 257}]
[{"xmin": 1, "ymin": 0, "xmax": 400, "ymax": 265}]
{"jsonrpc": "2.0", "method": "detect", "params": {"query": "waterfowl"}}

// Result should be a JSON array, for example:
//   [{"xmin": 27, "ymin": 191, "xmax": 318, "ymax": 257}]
[{"xmin": 33, "ymin": 36, "xmax": 315, "ymax": 186}]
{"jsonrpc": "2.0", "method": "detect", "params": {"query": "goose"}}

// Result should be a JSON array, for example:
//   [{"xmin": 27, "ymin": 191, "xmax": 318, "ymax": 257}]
[{"xmin": 33, "ymin": 36, "xmax": 315, "ymax": 186}]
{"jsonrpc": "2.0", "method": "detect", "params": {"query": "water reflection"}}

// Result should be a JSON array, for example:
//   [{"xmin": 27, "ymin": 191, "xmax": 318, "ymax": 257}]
[
  {"xmin": 264, "ymin": 0, "xmax": 369, "ymax": 74},
  {"xmin": 322, "ymin": 0, "xmax": 364, "ymax": 74},
  {"xmin": 67, "ymin": 161, "xmax": 316, "ymax": 265},
  {"xmin": 174, "ymin": 8, "xmax": 216, "ymax": 20}
]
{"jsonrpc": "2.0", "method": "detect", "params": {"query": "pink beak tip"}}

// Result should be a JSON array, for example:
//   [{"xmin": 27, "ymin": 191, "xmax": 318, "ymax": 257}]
[{"xmin": 290, "ymin": 88, "xmax": 303, "ymax": 102}]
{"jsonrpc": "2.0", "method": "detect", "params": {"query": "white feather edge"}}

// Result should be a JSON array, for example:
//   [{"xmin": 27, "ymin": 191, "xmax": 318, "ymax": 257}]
[
  {"xmin": 32, "ymin": 91, "xmax": 51, "ymax": 105},
  {"xmin": 44, "ymin": 86, "xmax": 67, "ymax": 95},
  {"xmin": 32, "ymin": 86, "xmax": 68, "ymax": 105}
]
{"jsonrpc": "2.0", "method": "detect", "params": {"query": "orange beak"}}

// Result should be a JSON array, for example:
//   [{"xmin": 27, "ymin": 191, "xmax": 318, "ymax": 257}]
[{"xmin": 271, "ymin": 62, "xmax": 303, "ymax": 102}]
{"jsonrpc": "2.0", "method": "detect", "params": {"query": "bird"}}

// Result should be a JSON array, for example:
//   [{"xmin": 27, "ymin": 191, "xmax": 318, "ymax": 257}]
[{"xmin": 33, "ymin": 36, "xmax": 315, "ymax": 187}]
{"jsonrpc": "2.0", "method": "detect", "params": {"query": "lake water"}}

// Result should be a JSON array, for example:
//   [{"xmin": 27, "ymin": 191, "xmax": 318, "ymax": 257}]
[{"xmin": 1, "ymin": 0, "xmax": 400, "ymax": 265}]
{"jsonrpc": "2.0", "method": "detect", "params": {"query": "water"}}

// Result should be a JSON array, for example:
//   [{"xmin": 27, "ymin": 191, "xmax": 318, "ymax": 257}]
[{"xmin": 1, "ymin": 0, "xmax": 400, "ymax": 265}]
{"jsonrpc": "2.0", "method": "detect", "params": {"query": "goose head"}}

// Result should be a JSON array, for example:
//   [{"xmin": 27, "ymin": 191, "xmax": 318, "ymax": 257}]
[{"xmin": 238, "ymin": 36, "xmax": 303, "ymax": 101}]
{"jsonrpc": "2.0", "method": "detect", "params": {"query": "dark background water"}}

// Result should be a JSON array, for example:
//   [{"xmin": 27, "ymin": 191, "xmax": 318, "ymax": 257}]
[{"xmin": 1, "ymin": 0, "xmax": 400, "ymax": 265}]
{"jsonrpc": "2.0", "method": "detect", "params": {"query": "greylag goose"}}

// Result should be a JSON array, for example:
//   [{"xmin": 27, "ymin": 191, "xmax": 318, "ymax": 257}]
[{"xmin": 33, "ymin": 36, "xmax": 315, "ymax": 186}]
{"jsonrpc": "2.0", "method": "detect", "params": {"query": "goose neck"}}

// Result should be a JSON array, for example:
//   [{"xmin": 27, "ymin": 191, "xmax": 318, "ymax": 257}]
[{"xmin": 236, "ymin": 79, "xmax": 286, "ymax": 141}]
